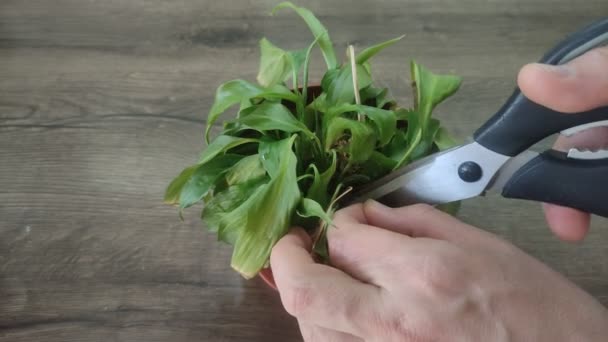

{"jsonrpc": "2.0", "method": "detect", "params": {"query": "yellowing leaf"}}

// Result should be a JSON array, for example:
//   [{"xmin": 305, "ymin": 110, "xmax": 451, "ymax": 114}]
[
  {"xmin": 164, "ymin": 165, "xmax": 198, "ymax": 205},
  {"xmin": 230, "ymin": 135, "xmax": 301, "ymax": 278}
]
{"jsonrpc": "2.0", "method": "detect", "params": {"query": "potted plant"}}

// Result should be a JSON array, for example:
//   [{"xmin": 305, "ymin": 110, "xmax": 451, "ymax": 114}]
[{"xmin": 164, "ymin": 2, "xmax": 462, "ymax": 288}]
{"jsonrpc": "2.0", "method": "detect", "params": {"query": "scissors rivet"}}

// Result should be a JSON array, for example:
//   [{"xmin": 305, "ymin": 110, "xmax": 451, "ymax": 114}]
[{"xmin": 458, "ymin": 161, "xmax": 483, "ymax": 183}]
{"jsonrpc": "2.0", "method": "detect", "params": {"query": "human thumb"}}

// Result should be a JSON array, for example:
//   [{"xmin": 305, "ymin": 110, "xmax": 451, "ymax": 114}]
[{"xmin": 517, "ymin": 46, "xmax": 608, "ymax": 113}]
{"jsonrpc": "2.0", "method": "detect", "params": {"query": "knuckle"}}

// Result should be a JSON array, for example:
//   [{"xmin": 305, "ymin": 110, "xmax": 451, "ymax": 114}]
[
  {"xmin": 415, "ymin": 250, "xmax": 461, "ymax": 294},
  {"xmin": 282, "ymin": 285, "xmax": 315, "ymax": 318}
]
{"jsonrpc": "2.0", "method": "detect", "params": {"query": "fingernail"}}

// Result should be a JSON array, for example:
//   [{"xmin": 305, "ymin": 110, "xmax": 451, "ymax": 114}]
[{"xmin": 539, "ymin": 63, "xmax": 574, "ymax": 78}]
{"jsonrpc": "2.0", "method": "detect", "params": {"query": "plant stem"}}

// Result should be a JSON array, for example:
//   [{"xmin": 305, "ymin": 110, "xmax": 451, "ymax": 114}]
[{"xmin": 348, "ymin": 45, "xmax": 364, "ymax": 121}]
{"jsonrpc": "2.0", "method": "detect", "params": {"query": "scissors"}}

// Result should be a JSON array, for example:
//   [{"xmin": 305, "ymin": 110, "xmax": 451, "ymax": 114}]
[{"xmin": 348, "ymin": 17, "xmax": 608, "ymax": 218}]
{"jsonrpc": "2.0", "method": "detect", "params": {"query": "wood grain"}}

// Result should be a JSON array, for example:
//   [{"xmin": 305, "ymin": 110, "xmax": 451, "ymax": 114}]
[{"xmin": 1, "ymin": 1, "xmax": 607, "ymax": 341}]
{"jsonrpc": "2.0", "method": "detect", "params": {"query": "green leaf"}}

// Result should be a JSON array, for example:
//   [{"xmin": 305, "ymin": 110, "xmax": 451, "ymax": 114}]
[
  {"xmin": 256, "ymin": 38, "xmax": 292, "ymax": 87},
  {"xmin": 225, "ymin": 154, "xmax": 267, "ymax": 186},
  {"xmin": 321, "ymin": 68, "xmax": 340, "ymax": 93},
  {"xmin": 164, "ymin": 165, "xmax": 198, "ymax": 205},
  {"xmin": 202, "ymin": 176, "xmax": 269, "ymax": 242},
  {"xmin": 297, "ymin": 198, "xmax": 333, "ymax": 225},
  {"xmin": 326, "ymin": 104, "xmax": 396, "ymax": 146},
  {"xmin": 306, "ymin": 150, "xmax": 337, "ymax": 207},
  {"xmin": 393, "ymin": 109, "xmax": 423, "ymax": 168},
  {"xmin": 199, "ymin": 135, "xmax": 258, "ymax": 165},
  {"xmin": 252, "ymin": 84, "xmax": 300, "ymax": 103},
  {"xmin": 359, "ymin": 85, "xmax": 384, "ymax": 104},
  {"xmin": 288, "ymin": 49, "xmax": 307, "ymax": 84},
  {"xmin": 325, "ymin": 117, "xmax": 375, "ymax": 163},
  {"xmin": 395, "ymin": 108, "xmax": 414, "ymax": 120},
  {"xmin": 359, "ymin": 151, "xmax": 397, "ymax": 179},
  {"xmin": 325, "ymin": 64, "xmax": 373, "ymax": 105},
  {"xmin": 356, "ymin": 35, "xmax": 405, "ymax": 64},
  {"xmin": 238, "ymin": 102, "xmax": 312, "ymax": 136},
  {"xmin": 410, "ymin": 118, "xmax": 440, "ymax": 161},
  {"xmin": 179, "ymin": 154, "xmax": 243, "ymax": 209},
  {"xmin": 273, "ymin": 2, "xmax": 337, "ymax": 69},
  {"xmin": 302, "ymin": 34, "xmax": 322, "ymax": 103},
  {"xmin": 230, "ymin": 135, "xmax": 301, "ymax": 278},
  {"xmin": 383, "ymin": 130, "xmax": 408, "ymax": 163},
  {"xmin": 434, "ymin": 127, "xmax": 459, "ymax": 151},
  {"xmin": 205, "ymin": 80, "xmax": 264, "ymax": 143},
  {"xmin": 259, "ymin": 137, "xmax": 296, "ymax": 179},
  {"xmin": 410, "ymin": 60, "xmax": 461, "ymax": 134}
]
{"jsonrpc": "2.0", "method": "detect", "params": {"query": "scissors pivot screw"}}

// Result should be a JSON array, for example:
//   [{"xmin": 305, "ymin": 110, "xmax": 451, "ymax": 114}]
[{"xmin": 458, "ymin": 161, "xmax": 483, "ymax": 183}]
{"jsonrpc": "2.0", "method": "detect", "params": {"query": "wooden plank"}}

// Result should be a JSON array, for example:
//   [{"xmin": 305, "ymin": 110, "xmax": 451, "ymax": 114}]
[{"xmin": 1, "ymin": 0, "xmax": 607, "ymax": 341}]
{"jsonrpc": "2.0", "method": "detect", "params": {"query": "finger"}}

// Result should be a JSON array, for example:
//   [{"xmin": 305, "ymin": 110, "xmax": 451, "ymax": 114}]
[
  {"xmin": 543, "ymin": 203, "xmax": 590, "ymax": 242},
  {"xmin": 298, "ymin": 321, "xmax": 364, "ymax": 342},
  {"xmin": 518, "ymin": 46, "xmax": 608, "ymax": 112},
  {"xmin": 553, "ymin": 126, "xmax": 608, "ymax": 152},
  {"xmin": 270, "ymin": 227, "xmax": 382, "ymax": 337},
  {"xmin": 547, "ymin": 127, "xmax": 606, "ymax": 241},
  {"xmin": 362, "ymin": 201, "xmax": 483, "ymax": 243},
  {"xmin": 328, "ymin": 201, "xmax": 486, "ymax": 284},
  {"xmin": 327, "ymin": 218, "xmax": 410, "ymax": 284}
]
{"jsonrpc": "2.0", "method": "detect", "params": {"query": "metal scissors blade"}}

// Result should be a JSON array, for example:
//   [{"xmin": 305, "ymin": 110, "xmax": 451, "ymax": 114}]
[{"xmin": 348, "ymin": 142, "xmax": 510, "ymax": 206}]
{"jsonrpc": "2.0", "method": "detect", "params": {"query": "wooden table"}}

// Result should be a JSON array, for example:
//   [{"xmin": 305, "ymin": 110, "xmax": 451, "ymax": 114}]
[{"xmin": 1, "ymin": 1, "xmax": 607, "ymax": 341}]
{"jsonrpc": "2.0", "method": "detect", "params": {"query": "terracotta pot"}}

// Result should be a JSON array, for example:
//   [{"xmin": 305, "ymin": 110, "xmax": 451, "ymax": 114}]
[{"xmin": 258, "ymin": 267, "xmax": 277, "ymax": 290}]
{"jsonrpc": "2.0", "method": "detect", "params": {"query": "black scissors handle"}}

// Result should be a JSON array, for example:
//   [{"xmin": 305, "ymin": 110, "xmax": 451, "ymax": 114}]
[
  {"xmin": 474, "ymin": 17, "xmax": 608, "ymax": 157},
  {"xmin": 501, "ymin": 150, "xmax": 608, "ymax": 218}
]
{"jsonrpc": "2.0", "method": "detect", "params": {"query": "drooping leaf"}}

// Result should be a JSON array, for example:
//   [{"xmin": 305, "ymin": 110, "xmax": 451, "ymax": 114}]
[
  {"xmin": 205, "ymin": 80, "xmax": 264, "ymax": 143},
  {"xmin": 230, "ymin": 135, "xmax": 301, "ymax": 278},
  {"xmin": 179, "ymin": 154, "xmax": 243, "ymax": 209},
  {"xmin": 325, "ymin": 117, "xmax": 375, "ymax": 163},
  {"xmin": 273, "ymin": 2, "xmax": 337, "ymax": 70},
  {"xmin": 237, "ymin": 102, "xmax": 312, "ymax": 137},
  {"xmin": 164, "ymin": 165, "xmax": 199, "ymax": 205},
  {"xmin": 199, "ymin": 135, "xmax": 258, "ymax": 165},
  {"xmin": 297, "ymin": 198, "xmax": 333, "ymax": 225},
  {"xmin": 410, "ymin": 60, "xmax": 461, "ymax": 134},
  {"xmin": 356, "ymin": 35, "xmax": 405, "ymax": 64}
]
